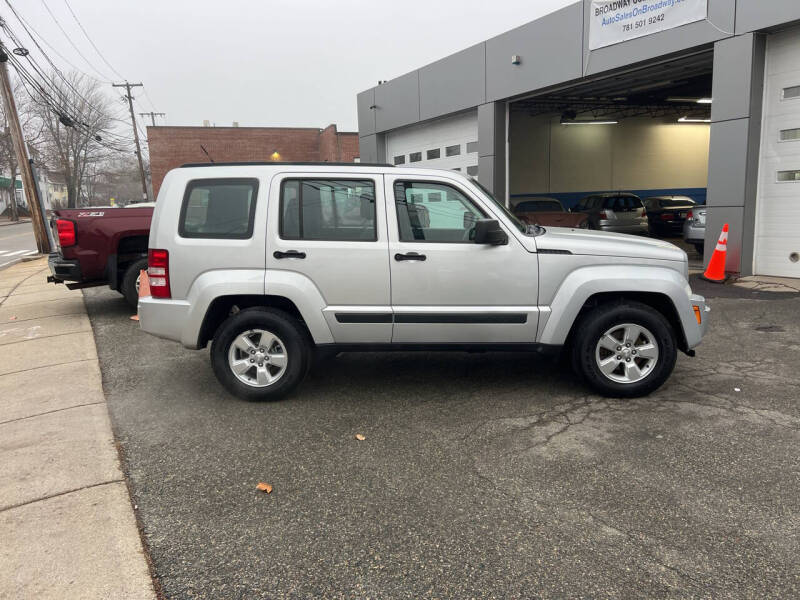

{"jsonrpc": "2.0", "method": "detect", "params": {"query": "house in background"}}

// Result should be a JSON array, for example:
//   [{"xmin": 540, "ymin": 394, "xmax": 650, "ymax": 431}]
[
  {"xmin": 147, "ymin": 123, "xmax": 359, "ymax": 197},
  {"xmin": 0, "ymin": 175, "xmax": 23, "ymax": 214}
]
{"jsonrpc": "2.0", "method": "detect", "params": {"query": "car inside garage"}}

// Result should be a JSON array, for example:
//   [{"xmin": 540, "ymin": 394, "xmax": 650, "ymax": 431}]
[{"xmin": 507, "ymin": 51, "xmax": 714, "ymax": 254}]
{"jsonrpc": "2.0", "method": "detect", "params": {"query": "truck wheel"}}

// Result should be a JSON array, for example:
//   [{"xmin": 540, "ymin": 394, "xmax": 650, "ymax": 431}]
[
  {"xmin": 210, "ymin": 307, "xmax": 311, "ymax": 401},
  {"xmin": 571, "ymin": 301, "xmax": 677, "ymax": 398},
  {"xmin": 121, "ymin": 258, "xmax": 149, "ymax": 308}
]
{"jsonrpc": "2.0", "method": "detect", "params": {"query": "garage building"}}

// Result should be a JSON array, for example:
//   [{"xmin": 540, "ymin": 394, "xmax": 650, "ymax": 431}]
[{"xmin": 356, "ymin": 1, "xmax": 800, "ymax": 278}]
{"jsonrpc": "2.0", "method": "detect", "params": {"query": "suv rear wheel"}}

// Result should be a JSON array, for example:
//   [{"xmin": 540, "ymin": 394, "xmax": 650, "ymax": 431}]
[
  {"xmin": 210, "ymin": 307, "xmax": 310, "ymax": 401},
  {"xmin": 571, "ymin": 301, "xmax": 677, "ymax": 397}
]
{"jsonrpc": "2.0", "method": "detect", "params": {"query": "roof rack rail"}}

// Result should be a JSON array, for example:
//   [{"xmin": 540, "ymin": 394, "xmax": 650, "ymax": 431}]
[{"xmin": 179, "ymin": 161, "xmax": 394, "ymax": 168}]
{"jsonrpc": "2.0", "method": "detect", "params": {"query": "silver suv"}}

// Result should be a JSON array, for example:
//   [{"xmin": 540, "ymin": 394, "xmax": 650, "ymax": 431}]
[{"xmin": 139, "ymin": 163, "xmax": 709, "ymax": 400}]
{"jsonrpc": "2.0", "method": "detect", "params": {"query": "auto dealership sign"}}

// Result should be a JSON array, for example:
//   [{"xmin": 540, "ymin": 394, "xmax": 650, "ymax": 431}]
[{"xmin": 589, "ymin": 0, "xmax": 708, "ymax": 50}]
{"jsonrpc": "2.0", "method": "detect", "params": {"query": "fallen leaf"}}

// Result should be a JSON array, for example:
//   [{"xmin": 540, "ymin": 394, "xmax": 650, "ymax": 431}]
[
  {"xmin": 256, "ymin": 482, "xmax": 273, "ymax": 494},
  {"xmin": 355, "ymin": 433, "xmax": 366, "ymax": 441},
  {"xmin": 129, "ymin": 315, "xmax": 140, "ymax": 321}
]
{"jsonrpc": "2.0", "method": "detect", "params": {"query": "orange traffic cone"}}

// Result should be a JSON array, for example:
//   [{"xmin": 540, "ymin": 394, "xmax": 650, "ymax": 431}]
[
  {"xmin": 702, "ymin": 223, "xmax": 729, "ymax": 283},
  {"xmin": 130, "ymin": 270, "xmax": 150, "ymax": 321}
]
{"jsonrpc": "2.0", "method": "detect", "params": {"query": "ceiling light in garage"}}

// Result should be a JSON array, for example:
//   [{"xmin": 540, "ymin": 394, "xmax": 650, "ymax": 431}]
[
  {"xmin": 667, "ymin": 97, "xmax": 713, "ymax": 104},
  {"xmin": 678, "ymin": 116, "xmax": 711, "ymax": 123},
  {"xmin": 562, "ymin": 119, "xmax": 618, "ymax": 125},
  {"xmin": 697, "ymin": 98, "xmax": 713, "ymax": 104}
]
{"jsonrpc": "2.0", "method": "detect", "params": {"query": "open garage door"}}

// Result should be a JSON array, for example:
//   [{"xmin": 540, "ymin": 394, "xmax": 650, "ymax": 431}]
[
  {"xmin": 386, "ymin": 110, "xmax": 478, "ymax": 175},
  {"xmin": 754, "ymin": 25, "xmax": 800, "ymax": 278},
  {"xmin": 508, "ymin": 51, "xmax": 713, "ymax": 256}
]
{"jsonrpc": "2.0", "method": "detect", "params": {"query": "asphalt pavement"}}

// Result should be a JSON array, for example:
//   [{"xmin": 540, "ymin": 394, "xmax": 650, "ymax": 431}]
[
  {"xmin": 0, "ymin": 221, "xmax": 38, "ymax": 270},
  {"xmin": 84, "ymin": 282, "xmax": 800, "ymax": 599}
]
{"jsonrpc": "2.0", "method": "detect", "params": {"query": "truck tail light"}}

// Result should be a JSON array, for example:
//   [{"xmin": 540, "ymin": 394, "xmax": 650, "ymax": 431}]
[
  {"xmin": 56, "ymin": 219, "xmax": 76, "ymax": 247},
  {"xmin": 148, "ymin": 249, "xmax": 171, "ymax": 298}
]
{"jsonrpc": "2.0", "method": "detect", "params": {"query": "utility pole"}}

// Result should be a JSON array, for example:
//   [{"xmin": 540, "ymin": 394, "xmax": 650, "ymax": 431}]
[
  {"xmin": 112, "ymin": 82, "xmax": 148, "ymax": 202},
  {"xmin": 0, "ymin": 42, "xmax": 50, "ymax": 253},
  {"xmin": 138, "ymin": 111, "xmax": 165, "ymax": 126}
]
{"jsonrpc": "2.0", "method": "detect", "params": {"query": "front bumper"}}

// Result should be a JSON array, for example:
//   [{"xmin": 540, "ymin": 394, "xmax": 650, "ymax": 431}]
[
  {"xmin": 687, "ymin": 293, "xmax": 710, "ymax": 350},
  {"xmin": 47, "ymin": 252, "xmax": 81, "ymax": 282}
]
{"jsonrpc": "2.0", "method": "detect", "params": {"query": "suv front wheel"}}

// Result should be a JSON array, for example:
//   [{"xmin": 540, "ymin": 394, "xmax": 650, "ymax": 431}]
[
  {"xmin": 210, "ymin": 307, "xmax": 311, "ymax": 401},
  {"xmin": 572, "ymin": 301, "xmax": 677, "ymax": 397}
]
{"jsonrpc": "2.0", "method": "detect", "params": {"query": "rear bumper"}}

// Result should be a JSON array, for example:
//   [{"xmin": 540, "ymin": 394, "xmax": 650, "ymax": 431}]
[
  {"xmin": 48, "ymin": 253, "xmax": 81, "ymax": 282},
  {"xmin": 138, "ymin": 295, "xmax": 194, "ymax": 347},
  {"xmin": 684, "ymin": 222, "xmax": 705, "ymax": 243}
]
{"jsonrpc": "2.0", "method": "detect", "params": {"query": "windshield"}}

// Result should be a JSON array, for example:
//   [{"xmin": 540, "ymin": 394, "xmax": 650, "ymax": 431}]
[
  {"xmin": 470, "ymin": 177, "xmax": 528, "ymax": 234},
  {"xmin": 603, "ymin": 196, "xmax": 643, "ymax": 209},
  {"xmin": 515, "ymin": 200, "xmax": 564, "ymax": 213}
]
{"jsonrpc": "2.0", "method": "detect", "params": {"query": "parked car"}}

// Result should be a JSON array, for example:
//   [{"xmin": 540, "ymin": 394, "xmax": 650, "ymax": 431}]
[
  {"xmin": 47, "ymin": 206, "xmax": 154, "ymax": 307},
  {"xmin": 573, "ymin": 193, "xmax": 648, "ymax": 234},
  {"xmin": 512, "ymin": 197, "xmax": 588, "ymax": 229},
  {"xmin": 139, "ymin": 163, "xmax": 708, "ymax": 400},
  {"xmin": 683, "ymin": 207, "xmax": 706, "ymax": 255},
  {"xmin": 642, "ymin": 196, "xmax": 697, "ymax": 237}
]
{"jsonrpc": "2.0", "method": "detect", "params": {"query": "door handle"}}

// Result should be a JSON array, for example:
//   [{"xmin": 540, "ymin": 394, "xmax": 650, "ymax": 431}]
[
  {"xmin": 394, "ymin": 252, "xmax": 426, "ymax": 262},
  {"xmin": 273, "ymin": 250, "xmax": 306, "ymax": 259}
]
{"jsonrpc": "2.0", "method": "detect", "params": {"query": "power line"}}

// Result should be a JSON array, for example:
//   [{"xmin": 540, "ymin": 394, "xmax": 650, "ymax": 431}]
[
  {"xmin": 38, "ymin": 0, "xmax": 113, "ymax": 81},
  {"xmin": 60, "ymin": 0, "xmax": 124, "ymax": 80}
]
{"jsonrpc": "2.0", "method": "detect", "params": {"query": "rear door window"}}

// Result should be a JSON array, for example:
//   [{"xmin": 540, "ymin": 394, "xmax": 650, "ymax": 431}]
[
  {"xmin": 280, "ymin": 179, "xmax": 376, "ymax": 241},
  {"xmin": 179, "ymin": 178, "xmax": 259, "ymax": 239}
]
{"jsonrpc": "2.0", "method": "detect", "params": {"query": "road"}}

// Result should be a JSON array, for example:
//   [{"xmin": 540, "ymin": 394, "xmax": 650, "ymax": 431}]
[
  {"xmin": 0, "ymin": 221, "xmax": 38, "ymax": 270},
  {"xmin": 84, "ymin": 280, "xmax": 800, "ymax": 599}
]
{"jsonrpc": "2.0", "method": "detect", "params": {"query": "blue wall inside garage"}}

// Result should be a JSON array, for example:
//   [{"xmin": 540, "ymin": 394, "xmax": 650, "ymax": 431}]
[{"xmin": 511, "ymin": 188, "xmax": 707, "ymax": 210}]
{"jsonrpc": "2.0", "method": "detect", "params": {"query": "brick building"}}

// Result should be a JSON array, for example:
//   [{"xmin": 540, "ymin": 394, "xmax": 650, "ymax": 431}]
[{"xmin": 147, "ymin": 124, "xmax": 359, "ymax": 197}]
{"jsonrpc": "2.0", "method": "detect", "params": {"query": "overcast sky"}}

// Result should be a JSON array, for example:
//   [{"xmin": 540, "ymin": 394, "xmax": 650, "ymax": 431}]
[{"xmin": 11, "ymin": 0, "xmax": 573, "ymax": 131}]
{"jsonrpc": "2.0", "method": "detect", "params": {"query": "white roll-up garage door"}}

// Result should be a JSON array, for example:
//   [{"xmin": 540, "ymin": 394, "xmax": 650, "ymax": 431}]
[
  {"xmin": 754, "ymin": 26, "xmax": 800, "ymax": 278},
  {"xmin": 385, "ymin": 110, "xmax": 479, "ymax": 176}
]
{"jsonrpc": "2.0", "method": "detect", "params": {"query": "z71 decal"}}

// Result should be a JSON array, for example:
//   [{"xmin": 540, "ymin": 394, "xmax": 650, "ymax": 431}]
[{"xmin": 76, "ymin": 211, "xmax": 105, "ymax": 217}]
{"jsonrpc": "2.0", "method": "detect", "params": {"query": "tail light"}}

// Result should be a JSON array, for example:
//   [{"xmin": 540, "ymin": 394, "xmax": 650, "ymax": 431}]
[
  {"xmin": 148, "ymin": 249, "xmax": 171, "ymax": 298},
  {"xmin": 640, "ymin": 207, "xmax": 647, "ymax": 217},
  {"xmin": 687, "ymin": 210, "xmax": 694, "ymax": 219},
  {"xmin": 598, "ymin": 211, "xmax": 608, "ymax": 219},
  {"xmin": 55, "ymin": 219, "xmax": 76, "ymax": 247}
]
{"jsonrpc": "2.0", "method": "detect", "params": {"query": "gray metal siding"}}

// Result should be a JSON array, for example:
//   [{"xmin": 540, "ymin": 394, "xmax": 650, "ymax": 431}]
[
  {"xmin": 357, "ymin": 89, "xmax": 376, "ymax": 136},
  {"xmin": 374, "ymin": 71, "xmax": 421, "ymax": 133},
  {"xmin": 358, "ymin": 134, "xmax": 379, "ymax": 163},
  {"xmin": 419, "ymin": 43, "xmax": 486, "ymax": 121},
  {"xmin": 735, "ymin": 0, "xmax": 800, "ymax": 34},
  {"xmin": 711, "ymin": 34, "xmax": 759, "ymax": 122},
  {"xmin": 485, "ymin": 3, "xmax": 584, "ymax": 101}
]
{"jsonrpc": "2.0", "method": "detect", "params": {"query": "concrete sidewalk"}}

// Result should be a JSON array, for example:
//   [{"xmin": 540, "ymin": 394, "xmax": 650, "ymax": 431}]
[{"xmin": 0, "ymin": 259, "xmax": 155, "ymax": 599}]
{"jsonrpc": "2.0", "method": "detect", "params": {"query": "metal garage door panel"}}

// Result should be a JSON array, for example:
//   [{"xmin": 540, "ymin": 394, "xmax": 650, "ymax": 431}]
[
  {"xmin": 385, "ymin": 111, "xmax": 479, "ymax": 174},
  {"xmin": 754, "ymin": 26, "xmax": 800, "ymax": 278}
]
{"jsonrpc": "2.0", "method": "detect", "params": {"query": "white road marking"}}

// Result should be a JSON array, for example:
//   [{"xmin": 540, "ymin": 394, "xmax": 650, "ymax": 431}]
[{"xmin": 5, "ymin": 250, "xmax": 28, "ymax": 256}]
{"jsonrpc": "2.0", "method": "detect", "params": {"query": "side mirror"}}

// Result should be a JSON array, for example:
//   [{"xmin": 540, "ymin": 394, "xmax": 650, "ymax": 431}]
[{"xmin": 473, "ymin": 219, "xmax": 508, "ymax": 245}]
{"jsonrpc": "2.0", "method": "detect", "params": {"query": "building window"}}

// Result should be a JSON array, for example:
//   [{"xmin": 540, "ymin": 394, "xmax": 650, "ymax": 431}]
[
  {"xmin": 777, "ymin": 170, "xmax": 800, "ymax": 182},
  {"xmin": 466, "ymin": 141, "xmax": 478, "ymax": 153},
  {"xmin": 466, "ymin": 165, "xmax": 479, "ymax": 176},
  {"xmin": 445, "ymin": 144, "xmax": 461, "ymax": 157},
  {"xmin": 179, "ymin": 178, "xmax": 258, "ymax": 239},
  {"xmin": 779, "ymin": 128, "xmax": 800, "ymax": 142},
  {"xmin": 280, "ymin": 179, "xmax": 376, "ymax": 241},
  {"xmin": 782, "ymin": 85, "xmax": 800, "ymax": 100},
  {"xmin": 394, "ymin": 155, "xmax": 405, "ymax": 165},
  {"xmin": 426, "ymin": 148, "xmax": 441, "ymax": 160},
  {"xmin": 409, "ymin": 152, "xmax": 422, "ymax": 163}
]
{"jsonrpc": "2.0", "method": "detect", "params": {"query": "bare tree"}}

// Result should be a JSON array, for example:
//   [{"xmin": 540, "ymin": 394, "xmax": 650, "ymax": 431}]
[{"xmin": 30, "ymin": 72, "xmax": 117, "ymax": 208}]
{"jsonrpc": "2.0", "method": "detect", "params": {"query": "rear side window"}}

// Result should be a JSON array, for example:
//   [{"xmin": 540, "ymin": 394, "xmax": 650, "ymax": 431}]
[
  {"xmin": 179, "ymin": 178, "xmax": 258, "ymax": 239},
  {"xmin": 603, "ymin": 196, "xmax": 643, "ymax": 210},
  {"xmin": 280, "ymin": 179, "xmax": 376, "ymax": 241}
]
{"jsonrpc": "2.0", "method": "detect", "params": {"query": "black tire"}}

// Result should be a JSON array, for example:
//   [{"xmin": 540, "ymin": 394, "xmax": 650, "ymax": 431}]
[
  {"xmin": 571, "ymin": 301, "xmax": 677, "ymax": 398},
  {"xmin": 121, "ymin": 258, "xmax": 149, "ymax": 308},
  {"xmin": 693, "ymin": 243, "xmax": 704, "ymax": 255},
  {"xmin": 210, "ymin": 307, "xmax": 311, "ymax": 401}
]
